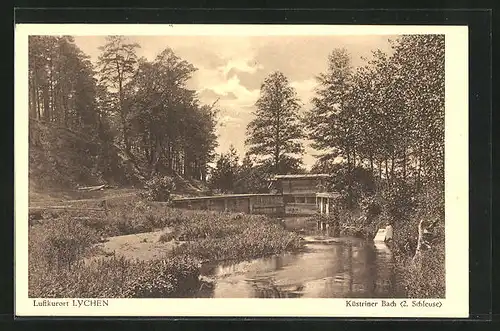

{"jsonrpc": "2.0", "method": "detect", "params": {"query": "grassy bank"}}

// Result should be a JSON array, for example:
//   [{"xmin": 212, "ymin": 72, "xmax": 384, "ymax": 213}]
[
  {"xmin": 28, "ymin": 200, "xmax": 302, "ymax": 298},
  {"xmin": 164, "ymin": 213, "xmax": 301, "ymax": 262}
]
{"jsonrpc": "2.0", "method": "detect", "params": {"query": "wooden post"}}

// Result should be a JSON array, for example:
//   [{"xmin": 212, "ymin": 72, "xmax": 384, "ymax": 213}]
[
  {"xmin": 249, "ymin": 197, "xmax": 253, "ymax": 214},
  {"xmin": 224, "ymin": 198, "xmax": 228, "ymax": 212}
]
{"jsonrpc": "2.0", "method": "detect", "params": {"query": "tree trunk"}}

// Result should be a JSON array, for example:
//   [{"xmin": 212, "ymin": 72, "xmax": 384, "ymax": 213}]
[
  {"xmin": 117, "ymin": 65, "xmax": 132, "ymax": 160},
  {"xmin": 183, "ymin": 150, "xmax": 189, "ymax": 178},
  {"xmin": 413, "ymin": 219, "xmax": 439, "ymax": 265},
  {"xmin": 49, "ymin": 58, "xmax": 54, "ymax": 119},
  {"xmin": 29, "ymin": 77, "xmax": 37, "ymax": 118},
  {"xmin": 402, "ymin": 149, "xmax": 407, "ymax": 180},
  {"xmin": 37, "ymin": 88, "xmax": 41, "ymax": 120},
  {"xmin": 385, "ymin": 158, "xmax": 389, "ymax": 180},
  {"xmin": 63, "ymin": 92, "xmax": 68, "ymax": 127},
  {"xmin": 416, "ymin": 156, "xmax": 422, "ymax": 191},
  {"xmin": 391, "ymin": 155, "xmax": 395, "ymax": 180},
  {"xmin": 43, "ymin": 85, "xmax": 50, "ymax": 121},
  {"xmin": 346, "ymin": 150, "xmax": 351, "ymax": 173}
]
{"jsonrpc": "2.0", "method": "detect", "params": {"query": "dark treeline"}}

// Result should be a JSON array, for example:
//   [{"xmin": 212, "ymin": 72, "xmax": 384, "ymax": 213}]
[
  {"xmin": 29, "ymin": 36, "xmax": 218, "ymax": 186},
  {"xmin": 307, "ymin": 35, "xmax": 444, "ymax": 193}
]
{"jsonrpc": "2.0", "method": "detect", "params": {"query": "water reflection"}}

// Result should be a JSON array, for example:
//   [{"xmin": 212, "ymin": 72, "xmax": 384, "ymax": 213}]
[{"xmin": 198, "ymin": 237, "xmax": 405, "ymax": 298}]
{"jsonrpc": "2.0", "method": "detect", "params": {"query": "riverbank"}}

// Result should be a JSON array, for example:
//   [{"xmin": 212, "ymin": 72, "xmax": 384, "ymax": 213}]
[
  {"xmin": 28, "ymin": 199, "xmax": 303, "ymax": 298},
  {"xmin": 312, "ymin": 205, "xmax": 445, "ymax": 299}
]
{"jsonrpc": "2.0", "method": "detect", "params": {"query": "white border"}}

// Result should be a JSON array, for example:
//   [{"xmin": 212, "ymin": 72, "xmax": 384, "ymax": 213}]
[{"xmin": 14, "ymin": 24, "xmax": 469, "ymax": 318}]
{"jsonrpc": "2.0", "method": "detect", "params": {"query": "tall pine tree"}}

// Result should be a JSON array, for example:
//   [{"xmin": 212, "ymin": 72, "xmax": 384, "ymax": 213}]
[
  {"xmin": 96, "ymin": 36, "xmax": 140, "ymax": 158},
  {"xmin": 245, "ymin": 71, "xmax": 305, "ymax": 175}
]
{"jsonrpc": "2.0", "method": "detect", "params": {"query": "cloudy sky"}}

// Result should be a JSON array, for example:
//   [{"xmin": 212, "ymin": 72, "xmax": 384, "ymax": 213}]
[{"xmin": 73, "ymin": 35, "xmax": 395, "ymax": 169}]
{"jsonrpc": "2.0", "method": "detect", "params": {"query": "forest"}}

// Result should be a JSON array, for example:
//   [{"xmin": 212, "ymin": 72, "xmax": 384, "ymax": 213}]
[
  {"xmin": 28, "ymin": 34, "xmax": 444, "ymax": 200},
  {"xmin": 29, "ymin": 36, "xmax": 218, "ymax": 189}
]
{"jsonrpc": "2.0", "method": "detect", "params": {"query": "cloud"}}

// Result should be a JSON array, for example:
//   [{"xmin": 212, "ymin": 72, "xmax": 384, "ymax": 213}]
[
  {"xmin": 219, "ymin": 115, "xmax": 242, "ymax": 125},
  {"xmin": 225, "ymin": 67, "xmax": 266, "ymax": 92},
  {"xmin": 222, "ymin": 58, "xmax": 263, "ymax": 77},
  {"xmin": 199, "ymin": 88, "xmax": 238, "ymax": 102},
  {"xmin": 173, "ymin": 45, "xmax": 226, "ymax": 69},
  {"xmin": 290, "ymin": 79, "xmax": 318, "ymax": 108}
]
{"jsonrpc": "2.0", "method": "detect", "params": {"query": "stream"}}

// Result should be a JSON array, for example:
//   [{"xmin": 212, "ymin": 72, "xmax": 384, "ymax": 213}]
[{"xmin": 196, "ymin": 220, "xmax": 406, "ymax": 298}]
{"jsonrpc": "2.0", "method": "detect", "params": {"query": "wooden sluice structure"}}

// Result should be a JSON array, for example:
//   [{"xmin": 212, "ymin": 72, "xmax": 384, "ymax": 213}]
[
  {"xmin": 171, "ymin": 174, "xmax": 341, "ymax": 221},
  {"xmin": 171, "ymin": 194, "xmax": 285, "ymax": 216}
]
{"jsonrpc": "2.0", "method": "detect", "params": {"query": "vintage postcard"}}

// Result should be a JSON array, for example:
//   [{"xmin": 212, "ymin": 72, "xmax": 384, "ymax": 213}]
[{"xmin": 15, "ymin": 24, "xmax": 468, "ymax": 318}]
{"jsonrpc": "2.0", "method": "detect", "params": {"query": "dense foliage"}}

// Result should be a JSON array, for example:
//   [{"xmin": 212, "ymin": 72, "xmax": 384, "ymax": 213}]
[
  {"xmin": 307, "ymin": 35, "xmax": 444, "ymax": 190},
  {"xmin": 172, "ymin": 223, "xmax": 301, "ymax": 262},
  {"xmin": 139, "ymin": 175, "xmax": 176, "ymax": 202},
  {"xmin": 209, "ymin": 146, "xmax": 240, "ymax": 193}
]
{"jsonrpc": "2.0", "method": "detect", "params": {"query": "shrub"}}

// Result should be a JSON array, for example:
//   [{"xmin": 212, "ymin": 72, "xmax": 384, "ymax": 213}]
[
  {"xmin": 395, "ymin": 238, "xmax": 445, "ymax": 298},
  {"xmin": 140, "ymin": 175, "xmax": 175, "ymax": 202},
  {"xmin": 29, "ymin": 216, "xmax": 102, "ymax": 297},
  {"xmin": 360, "ymin": 196, "xmax": 383, "ymax": 220},
  {"xmin": 92, "ymin": 202, "xmax": 177, "ymax": 237},
  {"xmin": 324, "ymin": 165, "xmax": 377, "ymax": 209},
  {"xmin": 158, "ymin": 231, "xmax": 176, "ymax": 243},
  {"xmin": 125, "ymin": 255, "xmax": 202, "ymax": 298},
  {"xmin": 379, "ymin": 179, "xmax": 418, "ymax": 223}
]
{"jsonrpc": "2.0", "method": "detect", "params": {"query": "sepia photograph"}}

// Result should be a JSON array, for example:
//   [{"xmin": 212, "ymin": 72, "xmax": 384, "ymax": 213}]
[{"xmin": 15, "ymin": 24, "xmax": 468, "ymax": 317}]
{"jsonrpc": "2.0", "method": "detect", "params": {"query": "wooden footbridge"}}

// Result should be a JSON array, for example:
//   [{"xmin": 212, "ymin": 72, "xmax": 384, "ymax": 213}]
[
  {"xmin": 171, "ymin": 174, "xmax": 340, "ymax": 217},
  {"xmin": 171, "ymin": 193, "xmax": 285, "ymax": 215}
]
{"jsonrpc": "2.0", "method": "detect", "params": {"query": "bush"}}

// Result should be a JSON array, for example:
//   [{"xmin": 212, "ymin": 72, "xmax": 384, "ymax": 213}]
[
  {"xmin": 126, "ymin": 255, "xmax": 201, "ymax": 298},
  {"xmin": 29, "ymin": 216, "xmax": 102, "ymax": 297},
  {"xmin": 395, "ymin": 239, "xmax": 445, "ymax": 298},
  {"xmin": 85, "ymin": 202, "xmax": 184, "ymax": 237},
  {"xmin": 173, "ymin": 213, "xmax": 252, "ymax": 241},
  {"xmin": 158, "ymin": 231, "xmax": 176, "ymax": 243},
  {"xmin": 140, "ymin": 175, "xmax": 175, "ymax": 202}
]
